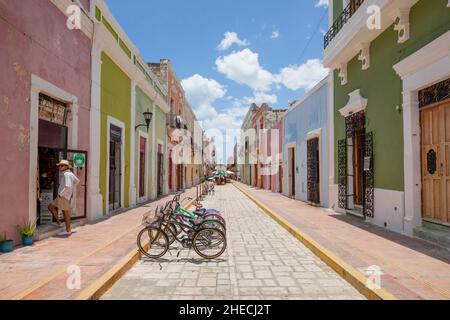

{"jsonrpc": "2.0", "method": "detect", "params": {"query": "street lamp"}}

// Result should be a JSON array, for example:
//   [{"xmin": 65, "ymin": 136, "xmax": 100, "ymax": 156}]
[{"xmin": 135, "ymin": 109, "xmax": 153, "ymax": 131}]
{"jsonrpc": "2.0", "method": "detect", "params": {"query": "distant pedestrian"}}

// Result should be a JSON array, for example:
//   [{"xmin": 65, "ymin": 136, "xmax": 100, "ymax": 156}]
[{"xmin": 48, "ymin": 160, "xmax": 80, "ymax": 236}]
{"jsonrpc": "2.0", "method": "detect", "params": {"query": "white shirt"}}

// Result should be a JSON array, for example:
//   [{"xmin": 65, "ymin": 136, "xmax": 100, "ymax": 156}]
[{"xmin": 58, "ymin": 170, "xmax": 80, "ymax": 200}]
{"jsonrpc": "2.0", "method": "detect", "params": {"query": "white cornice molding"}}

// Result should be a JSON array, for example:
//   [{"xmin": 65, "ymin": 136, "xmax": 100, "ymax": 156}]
[
  {"xmin": 306, "ymin": 128, "xmax": 322, "ymax": 140},
  {"xmin": 339, "ymin": 89, "xmax": 368, "ymax": 117},
  {"xmin": 95, "ymin": 24, "xmax": 169, "ymax": 114},
  {"xmin": 95, "ymin": 0, "xmax": 168, "ymax": 100},
  {"xmin": 393, "ymin": 31, "xmax": 450, "ymax": 79},
  {"xmin": 324, "ymin": 0, "xmax": 419, "ymax": 69}
]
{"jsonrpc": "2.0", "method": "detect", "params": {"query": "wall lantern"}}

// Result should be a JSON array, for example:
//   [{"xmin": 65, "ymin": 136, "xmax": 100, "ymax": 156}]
[{"xmin": 135, "ymin": 109, "xmax": 153, "ymax": 131}]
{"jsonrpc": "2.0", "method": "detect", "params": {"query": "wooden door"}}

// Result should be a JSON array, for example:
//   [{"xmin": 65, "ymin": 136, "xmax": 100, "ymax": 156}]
[
  {"xmin": 168, "ymin": 152, "xmax": 173, "ymax": 192},
  {"xmin": 421, "ymin": 102, "xmax": 450, "ymax": 224},
  {"xmin": 279, "ymin": 165, "xmax": 283, "ymax": 194},
  {"xmin": 157, "ymin": 145, "xmax": 163, "ymax": 196},
  {"xmin": 139, "ymin": 137, "xmax": 146, "ymax": 198},
  {"xmin": 288, "ymin": 147, "xmax": 295, "ymax": 197}
]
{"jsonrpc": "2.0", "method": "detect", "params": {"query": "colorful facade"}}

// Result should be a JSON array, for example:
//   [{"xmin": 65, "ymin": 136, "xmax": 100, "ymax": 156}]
[
  {"xmin": 325, "ymin": 0, "xmax": 450, "ymax": 235},
  {"xmin": 91, "ymin": 0, "xmax": 170, "ymax": 216},
  {"xmin": 149, "ymin": 59, "xmax": 203, "ymax": 192},
  {"xmin": 267, "ymin": 120, "xmax": 284, "ymax": 194},
  {"xmin": 283, "ymin": 77, "xmax": 330, "ymax": 207},
  {"xmin": 240, "ymin": 104, "xmax": 287, "ymax": 189},
  {"xmin": 0, "ymin": 0, "xmax": 93, "ymax": 243}
]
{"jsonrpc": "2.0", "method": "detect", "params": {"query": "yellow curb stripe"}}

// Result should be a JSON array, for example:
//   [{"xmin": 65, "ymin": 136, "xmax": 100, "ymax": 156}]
[
  {"xmin": 330, "ymin": 226, "xmax": 450, "ymax": 299},
  {"xmin": 75, "ymin": 198, "xmax": 197, "ymax": 300},
  {"xmin": 12, "ymin": 194, "xmax": 197, "ymax": 300},
  {"xmin": 12, "ymin": 223, "xmax": 142, "ymax": 300},
  {"xmin": 233, "ymin": 183, "xmax": 397, "ymax": 301},
  {"xmin": 75, "ymin": 246, "xmax": 144, "ymax": 300}
]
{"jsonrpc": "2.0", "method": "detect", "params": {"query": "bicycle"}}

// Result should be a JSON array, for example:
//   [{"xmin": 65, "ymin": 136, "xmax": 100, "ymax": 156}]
[
  {"xmin": 137, "ymin": 199, "xmax": 227, "ymax": 260},
  {"xmin": 169, "ymin": 194, "xmax": 226, "ymax": 229}
]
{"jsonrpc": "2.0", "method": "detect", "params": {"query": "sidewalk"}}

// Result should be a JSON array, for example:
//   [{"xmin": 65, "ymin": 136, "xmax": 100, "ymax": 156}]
[
  {"xmin": 234, "ymin": 182, "xmax": 450, "ymax": 300},
  {"xmin": 0, "ymin": 187, "xmax": 198, "ymax": 300}
]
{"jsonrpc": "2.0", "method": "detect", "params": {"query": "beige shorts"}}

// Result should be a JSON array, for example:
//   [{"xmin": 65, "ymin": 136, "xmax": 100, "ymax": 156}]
[{"xmin": 51, "ymin": 197, "xmax": 70, "ymax": 211}]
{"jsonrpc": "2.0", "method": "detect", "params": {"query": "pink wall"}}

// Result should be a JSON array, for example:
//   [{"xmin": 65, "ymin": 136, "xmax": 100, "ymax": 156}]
[
  {"xmin": 79, "ymin": 0, "xmax": 91, "ymax": 11},
  {"xmin": 0, "ymin": 0, "xmax": 91, "ymax": 244},
  {"xmin": 262, "ymin": 129, "xmax": 270, "ymax": 190},
  {"xmin": 270, "ymin": 121, "xmax": 283, "ymax": 193}
]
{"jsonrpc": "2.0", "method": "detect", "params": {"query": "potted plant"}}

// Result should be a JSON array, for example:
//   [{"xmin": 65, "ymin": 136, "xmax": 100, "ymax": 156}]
[
  {"xmin": 16, "ymin": 220, "xmax": 37, "ymax": 246},
  {"xmin": 0, "ymin": 232, "xmax": 13, "ymax": 253}
]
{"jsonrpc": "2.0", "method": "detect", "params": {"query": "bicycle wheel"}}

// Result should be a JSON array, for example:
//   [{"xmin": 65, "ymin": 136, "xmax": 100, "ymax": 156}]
[
  {"xmin": 192, "ymin": 228, "xmax": 227, "ymax": 259},
  {"xmin": 198, "ymin": 220, "xmax": 226, "ymax": 233},
  {"xmin": 137, "ymin": 226, "xmax": 169, "ymax": 259},
  {"xmin": 203, "ymin": 214, "xmax": 226, "ymax": 226}
]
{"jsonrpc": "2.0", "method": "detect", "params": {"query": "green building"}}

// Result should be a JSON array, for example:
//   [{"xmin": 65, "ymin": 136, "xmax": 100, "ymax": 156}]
[
  {"xmin": 89, "ymin": 0, "xmax": 169, "ymax": 216},
  {"xmin": 325, "ymin": 0, "xmax": 450, "ymax": 238}
]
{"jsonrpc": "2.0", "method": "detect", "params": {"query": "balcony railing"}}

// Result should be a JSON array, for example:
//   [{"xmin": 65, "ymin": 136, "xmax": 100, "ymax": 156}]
[
  {"xmin": 167, "ymin": 114, "xmax": 183, "ymax": 129},
  {"xmin": 324, "ymin": 0, "xmax": 365, "ymax": 49}
]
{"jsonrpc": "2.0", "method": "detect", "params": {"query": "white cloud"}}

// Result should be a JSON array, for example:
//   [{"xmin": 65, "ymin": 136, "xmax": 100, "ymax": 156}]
[
  {"xmin": 217, "ymin": 32, "xmax": 250, "ymax": 51},
  {"xmin": 225, "ymin": 102, "xmax": 250, "ymax": 119},
  {"xmin": 315, "ymin": 0, "xmax": 329, "ymax": 8},
  {"xmin": 215, "ymin": 49, "xmax": 276, "ymax": 92},
  {"xmin": 181, "ymin": 74, "xmax": 226, "ymax": 120},
  {"xmin": 271, "ymin": 30, "xmax": 280, "ymax": 39},
  {"xmin": 242, "ymin": 92, "xmax": 278, "ymax": 105},
  {"xmin": 278, "ymin": 59, "xmax": 329, "ymax": 91},
  {"xmin": 181, "ymin": 74, "xmax": 248, "ymax": 133},
  {"xmin": 216, "ymin": 49, "xmax": 328, "ymax": 93}
]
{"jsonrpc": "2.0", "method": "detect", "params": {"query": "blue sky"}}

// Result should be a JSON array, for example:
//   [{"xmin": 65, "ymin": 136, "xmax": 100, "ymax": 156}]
[{"xmin": 105, "ymin": 0, "xmax": 330, "ymax": 162}]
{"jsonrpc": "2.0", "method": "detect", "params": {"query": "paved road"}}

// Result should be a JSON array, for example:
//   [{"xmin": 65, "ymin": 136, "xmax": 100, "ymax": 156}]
[{"xmin": 103, "ymin": 184, "xmax": 365, "ymax": 300}]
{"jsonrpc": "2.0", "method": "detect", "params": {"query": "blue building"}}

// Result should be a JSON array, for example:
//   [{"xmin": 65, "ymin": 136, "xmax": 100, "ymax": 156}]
[{"xmin": 283, "ymin": 77, "xmax": 330, "ymax": 207}]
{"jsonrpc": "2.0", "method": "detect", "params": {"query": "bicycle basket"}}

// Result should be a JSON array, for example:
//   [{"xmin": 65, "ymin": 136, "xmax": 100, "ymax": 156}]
[{"xmin": 142, "ymin": 206, "xmax": 163, "ymax": 226}]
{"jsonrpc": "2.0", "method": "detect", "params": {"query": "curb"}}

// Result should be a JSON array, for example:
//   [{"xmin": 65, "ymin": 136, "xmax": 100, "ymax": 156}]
[
  {"xmin": 233, "ymin": 183, "xmax": 397, "ymax": 301},
  {"xmin": 75, "ymin": 197, "xmax": 198, "ymax": 300}
]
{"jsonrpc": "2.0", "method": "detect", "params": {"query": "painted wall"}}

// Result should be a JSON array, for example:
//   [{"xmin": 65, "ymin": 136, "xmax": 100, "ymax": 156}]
[
  {"xmin": 154, "ymin": 104, "xmax": 167, "ymax": 195},
  {"xmin": 99, "ymin": 52, "xmax": 131, "ymax": 213},
  {"xmin": 270, "ymin": 121, "xmax": 283, "ymax": 193},
  {"xmin": 333, "ymin": 0, "xmax": 450, "ymax": 192},
  {"xmin": 0, "ymin": 0, "xmax": 91, "ymax": 243},
  {"xmin": 135, "ymin": 86, "xmax": 153, "ymax": 201},
  {"xmin": 284, "ymin": 82, "xmax": 329, "ymax": 206}
]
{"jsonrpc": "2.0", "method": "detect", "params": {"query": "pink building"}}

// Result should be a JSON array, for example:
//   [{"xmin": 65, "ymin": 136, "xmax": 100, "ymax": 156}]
[
  {"xmin": 261, "ymin": 120, "xmax": 284, "ymax": 192},
  {"xmin": 270, "ymin": 120, "xmax": 284, "ymax": 193},
  {"xmin": 0, "ymin": 0, "xmax": 93, "ymax": 244}
]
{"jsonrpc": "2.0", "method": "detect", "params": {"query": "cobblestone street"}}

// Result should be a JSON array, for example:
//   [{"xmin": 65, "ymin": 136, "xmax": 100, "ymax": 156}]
[{"xmin": 103, "ymin": 184, "xmax": 365, "ymax": 300}]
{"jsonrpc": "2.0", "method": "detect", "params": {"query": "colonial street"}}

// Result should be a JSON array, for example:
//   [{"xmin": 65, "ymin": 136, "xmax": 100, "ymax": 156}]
[{"xmin": 102, "ymin": 184, "xmax": 364, "ymax": 300}]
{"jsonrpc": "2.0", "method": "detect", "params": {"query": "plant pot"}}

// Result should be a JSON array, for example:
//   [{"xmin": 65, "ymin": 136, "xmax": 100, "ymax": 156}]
[
  {"xmin": 22, "ymin": 236, "xmax": 34, "ymax": 246},
  {"xmin": 0, "ymin": 240, "xmax": 13, "ymax": 253}
]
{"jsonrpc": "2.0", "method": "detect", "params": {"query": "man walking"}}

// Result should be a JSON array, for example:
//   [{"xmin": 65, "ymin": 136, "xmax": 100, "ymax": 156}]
[{"xmin": 48, "ymin": 160, "xmax": 80, "ymax": 236}]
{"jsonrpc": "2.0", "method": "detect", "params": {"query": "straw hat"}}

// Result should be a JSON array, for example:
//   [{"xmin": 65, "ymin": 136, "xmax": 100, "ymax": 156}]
[{"xmin": 56, "ymin": 160, "xmax": 71, "ymax": 167}]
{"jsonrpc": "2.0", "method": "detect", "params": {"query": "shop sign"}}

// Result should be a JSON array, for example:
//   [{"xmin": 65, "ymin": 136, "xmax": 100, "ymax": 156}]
[{"xmin": 73, "ymin": 153, "xmax": 86, "ymax": 168}]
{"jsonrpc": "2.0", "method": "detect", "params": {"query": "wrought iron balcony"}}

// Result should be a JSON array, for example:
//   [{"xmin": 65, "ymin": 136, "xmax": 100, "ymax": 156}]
[
  {"xmin": 167, "ymin": 113, "xmax": 183, "ymax": 129},
  {"xmin": 324, "ymin": 0, "xmax": 365, "ymax": 49}
]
